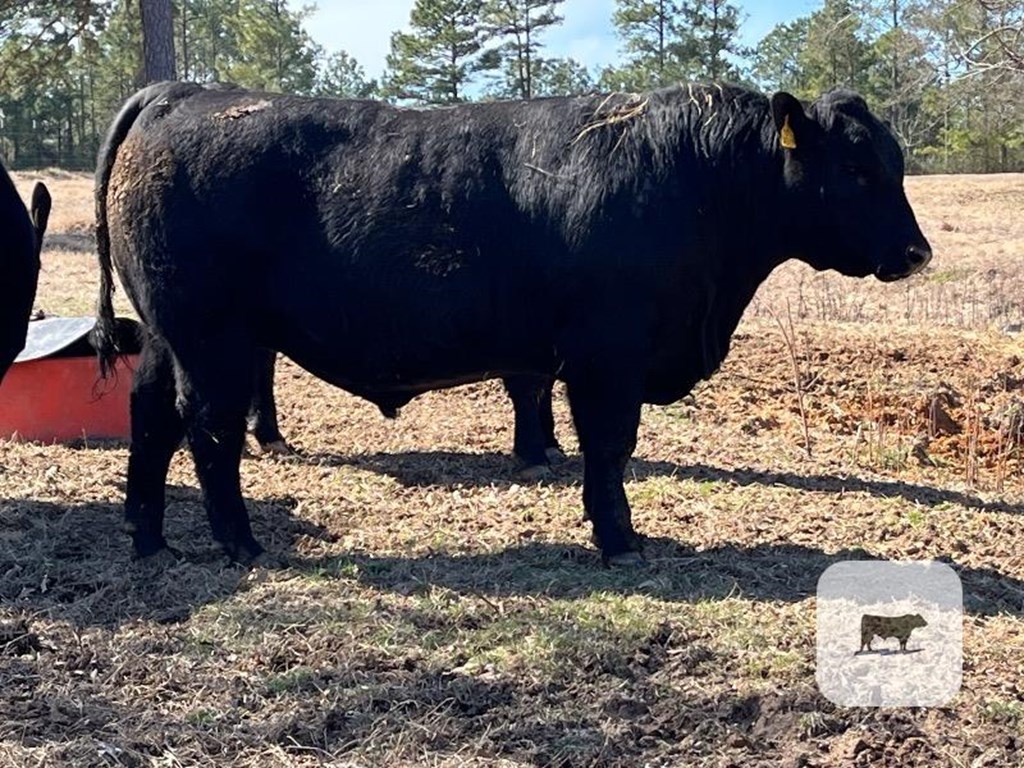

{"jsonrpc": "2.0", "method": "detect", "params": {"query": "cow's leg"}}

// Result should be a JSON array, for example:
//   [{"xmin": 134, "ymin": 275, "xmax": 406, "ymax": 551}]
[
  {"xmin": 247, "ymin": 347, "xmax": 289, "ymax": 454},
  {"xmin": 504, "ymin": 375, "xmax": 553, "ymax": 476},
  {"xmin": 175, "ymin": 339, "xmax": 263, "ymax": 564},
  {"xmin": 567, "ymin": 378, "xmax": 644, "ymax": 565},
  {"xmin": 125, "ymin": 334, "xmax": 184, "ymax": 559},
  {"xmin": 536, "ymin": 380, "xmax": 565, "ymax": 463}
]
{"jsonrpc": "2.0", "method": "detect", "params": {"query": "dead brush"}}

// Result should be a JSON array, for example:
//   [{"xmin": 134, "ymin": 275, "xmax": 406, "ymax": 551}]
[
  {"xmin": 851, "ymin": 356, "xmax": 908, "ymax": 472},
  {"xmin": 993, "ymin": 398, "xmax": 1023, "ymax": 493},
  {"xmin": 964, "ymin": 380, "xmax": 982, "ymax": 488},
  {"xmin": 768, "ymin": 300, "xmax": 813, "ymax": 458}
]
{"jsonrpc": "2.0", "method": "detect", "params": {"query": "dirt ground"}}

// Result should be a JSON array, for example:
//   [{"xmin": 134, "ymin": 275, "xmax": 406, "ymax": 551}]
[{"xmin": 1, "ymin": 170, "xmax": 1023, "ymax": 767}]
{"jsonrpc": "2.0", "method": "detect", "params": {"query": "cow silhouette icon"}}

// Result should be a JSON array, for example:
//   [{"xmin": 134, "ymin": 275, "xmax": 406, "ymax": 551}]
[{"xmin": 857, "ymin": 613, "xmax": 927, "ymax": 654}]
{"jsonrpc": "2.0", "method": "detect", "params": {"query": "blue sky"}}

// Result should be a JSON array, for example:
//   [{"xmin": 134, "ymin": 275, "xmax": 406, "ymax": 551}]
[{"xmin": 303, "ymin": 0, "xmax": 821, "ymax": 80}]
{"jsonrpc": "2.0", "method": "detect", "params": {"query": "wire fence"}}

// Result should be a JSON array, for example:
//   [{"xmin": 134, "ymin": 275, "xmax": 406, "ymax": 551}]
[{"xmin": 0, "ymin": 128, "xmax": 102, "ymax": 171}]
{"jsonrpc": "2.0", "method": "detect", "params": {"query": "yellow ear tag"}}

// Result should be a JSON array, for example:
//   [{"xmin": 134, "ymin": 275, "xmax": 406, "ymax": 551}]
[{"xmin": 780, "ymin": 115, "xmax": 797, "ymax": 149}]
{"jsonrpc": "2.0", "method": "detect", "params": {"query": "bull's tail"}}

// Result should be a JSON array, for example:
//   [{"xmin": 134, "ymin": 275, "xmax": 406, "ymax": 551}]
[{"xmin": 94, "ymin": 81, "xmax": 197, "ymax": 378}]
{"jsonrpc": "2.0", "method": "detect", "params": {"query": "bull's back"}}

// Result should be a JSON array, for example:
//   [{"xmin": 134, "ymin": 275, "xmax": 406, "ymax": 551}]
[{"xmin": 108, "ymin": 89, "xmax": 568, "ymax": 387}]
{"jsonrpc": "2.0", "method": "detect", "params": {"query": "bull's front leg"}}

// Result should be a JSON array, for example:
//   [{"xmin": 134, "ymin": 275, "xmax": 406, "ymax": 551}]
[{"xmin": 566, "ymin": 376, "xmax": 644, "ymax": 566}]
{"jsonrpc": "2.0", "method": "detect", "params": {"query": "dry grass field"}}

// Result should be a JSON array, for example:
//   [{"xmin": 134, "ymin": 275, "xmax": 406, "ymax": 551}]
[{"xmin": 1, "ymin": 170, "xmax": 1023, "ymax": 767}]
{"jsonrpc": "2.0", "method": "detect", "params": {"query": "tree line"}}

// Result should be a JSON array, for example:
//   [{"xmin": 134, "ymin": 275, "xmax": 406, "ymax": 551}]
[{"xmin": 0, "ymin": 0, "xmax": 1021, "ymax": 173}]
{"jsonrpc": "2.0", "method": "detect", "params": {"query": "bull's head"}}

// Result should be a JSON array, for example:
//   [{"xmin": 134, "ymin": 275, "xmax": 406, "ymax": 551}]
[{"xmin": 772, "ymin": 90, "xmax": 932, "ymax": 282}]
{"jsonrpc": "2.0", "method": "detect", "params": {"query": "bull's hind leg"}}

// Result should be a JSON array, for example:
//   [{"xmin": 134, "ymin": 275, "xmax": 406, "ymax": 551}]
[
  {"xmin": 537, "ymin": 381, "xmax": 565, "ymax": 463},
  {"xmin": 125, "ymin": 333, "xmax": 185, "ymax": 558},
  {"xmin": 566, "ymin": 378, "xmax": 644, "ymax": 565},
  {"xmin": 247, "ymin": 347, "xmax": 289, "ymax": 453},
  {"xmin": 174, "ymin": 336, "xmax": 264, "ymax": 564},
  {"xmin": 504, "ymin": 375, "xmax": 563, "ymax": 478}
]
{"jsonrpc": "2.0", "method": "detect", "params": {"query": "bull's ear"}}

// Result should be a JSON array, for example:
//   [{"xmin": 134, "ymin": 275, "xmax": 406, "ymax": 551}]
[{"xmin": 770, "ymin": 92, "xmax": 810, "ymax": 151}]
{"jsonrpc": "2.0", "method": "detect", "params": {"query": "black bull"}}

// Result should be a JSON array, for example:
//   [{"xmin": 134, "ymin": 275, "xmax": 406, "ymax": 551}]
[
  {"xmin": 95, "ymin": 82, "xmax": 931, "ymax": 565},
  {"xmin": 1, "ymin": 165, "xmax": 51, "ymax": 383}
]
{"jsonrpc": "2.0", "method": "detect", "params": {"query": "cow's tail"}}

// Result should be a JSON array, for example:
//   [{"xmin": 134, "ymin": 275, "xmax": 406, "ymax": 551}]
[{"xmin": 95, "ymin": 81, "xmax": 192, "ymax": 378}]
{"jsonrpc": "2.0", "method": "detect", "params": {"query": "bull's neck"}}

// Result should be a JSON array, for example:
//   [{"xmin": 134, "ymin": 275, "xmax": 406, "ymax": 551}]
[{"xmin": 679, "ymin": 106, "xmax": 791, "ymax": 285}]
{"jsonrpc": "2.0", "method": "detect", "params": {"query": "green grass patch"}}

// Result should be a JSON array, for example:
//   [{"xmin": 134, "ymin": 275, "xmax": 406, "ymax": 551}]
[
  {"xmin": 265, "ymin": 665, "xmax": 320, "ymax": 696},
  {"xmin": 927, "ymin": 268, "xmax": 972, "ymax": 284}
]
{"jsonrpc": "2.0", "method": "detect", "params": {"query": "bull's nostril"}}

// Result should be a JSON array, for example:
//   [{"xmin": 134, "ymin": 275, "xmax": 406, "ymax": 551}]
[{"xmin": 906, "ymin": 245, "xmax": 931, "ymax": 268}]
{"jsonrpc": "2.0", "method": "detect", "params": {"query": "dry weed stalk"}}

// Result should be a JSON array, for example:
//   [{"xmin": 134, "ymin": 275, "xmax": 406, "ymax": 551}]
[
  {"xmin": 572, "ymin": 94, "xmax": 649, "ymax": 147},
  {"xmin": 965, "ymin": 382, "xmax": 981, "ymax": 488},
  {"xmin": 995, "ymin": 423, "xmax": 1008, "ymax": 493},
  {"xmin": 769, "ymin": 301, "xmax": 812, "ymax": 458}
]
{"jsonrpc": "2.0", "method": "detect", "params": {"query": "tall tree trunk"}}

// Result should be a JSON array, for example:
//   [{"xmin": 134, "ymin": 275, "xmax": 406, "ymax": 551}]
[
  {"xmin": 180, "ymin": 1, "xmax": 189, "ymax": 80},
  {"xmin": 890, "ymin": 0, "xmax": 899, "ymax": 128},
  {"xmin": 141, "ymin": 0, "xmax": 176, "ymax": 82},
  {"xmin": 524, "ymin": 6, "xmax": 532, "ymax": 98},
  {"xmin": 657, "ymin": 0, "xmax": 666, "ymax": 80}
]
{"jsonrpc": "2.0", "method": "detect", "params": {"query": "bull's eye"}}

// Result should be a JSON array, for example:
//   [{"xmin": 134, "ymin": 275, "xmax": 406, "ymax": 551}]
[{"xmin": 842, "ymin": 164, "xmax": 870, "ymax": 187}]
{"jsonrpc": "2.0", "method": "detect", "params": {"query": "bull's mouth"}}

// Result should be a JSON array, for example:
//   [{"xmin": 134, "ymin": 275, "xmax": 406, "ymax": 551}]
[
  {"xmin": 874, "ymin": 245, "xmax": 933, "ymax": 282},
  {"xmin": 874, "ymin": 268, "xmax": 907, "ymax": 283}
]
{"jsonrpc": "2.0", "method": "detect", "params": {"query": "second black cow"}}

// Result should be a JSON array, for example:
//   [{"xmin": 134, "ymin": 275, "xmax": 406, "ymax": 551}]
[
  {"xmin": 1, "ymin": 164, "xmax": 51, "ymax": 383},
  {"xmin": 96, "ymin": 82, "xmax": 931, "ymax": 565}
]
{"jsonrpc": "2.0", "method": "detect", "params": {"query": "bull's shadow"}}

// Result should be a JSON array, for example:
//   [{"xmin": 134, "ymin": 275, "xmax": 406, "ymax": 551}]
[
  {"xmin": 0, "ymin": 486, "xmax": 333, "ymax": 629},
  {"xmin": 295, "ymin": 448, "xmax": 1024, "ymax": 516},
  {"xmin": 291, "ymin": 538, "xmax": 1024, "ymax": 619},
  {"xmin": 854, "ymin": 648, "xmax": 925, "ymax": 656}
]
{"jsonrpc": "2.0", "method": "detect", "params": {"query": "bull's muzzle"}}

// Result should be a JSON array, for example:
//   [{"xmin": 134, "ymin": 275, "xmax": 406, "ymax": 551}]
[
  {"xmin": 876, "ymin": 243, "xmax": 932, "ymax": 282},
  {"xmin": 905, "ymin": 244, "xmax": 932, "ymax": 274}
]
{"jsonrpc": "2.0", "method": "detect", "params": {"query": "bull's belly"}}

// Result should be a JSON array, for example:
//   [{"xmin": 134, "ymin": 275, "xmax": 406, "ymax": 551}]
[
  {"xmin": 268, "ymin": 320, "xmax": 553, "ymax": 404},
  {"xmin": 255, "ymin": 252, "xmax": 557, "ymax": 388}
]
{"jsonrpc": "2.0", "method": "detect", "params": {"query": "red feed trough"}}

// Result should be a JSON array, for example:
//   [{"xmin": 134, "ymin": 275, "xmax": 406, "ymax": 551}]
[{"xmin": 0, "ymin": 317, "xmax": 139, "ymax": 443}]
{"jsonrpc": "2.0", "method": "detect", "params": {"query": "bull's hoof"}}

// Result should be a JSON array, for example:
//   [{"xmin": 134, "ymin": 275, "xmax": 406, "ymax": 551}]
[
  {"xmin": 259, "ymin": 550, "xmax": 288, "ymax": 568},
  {"xmin": 130, "ymin": 530, "xmax": 174, "ymax": 560},
  {"xmin": 132, "ymin": 545, "xmax": 182, "ymax": 570},
  {"xmin": 514, "ymin": 464, "xmax": 552, "ymax": 483},
  {"xmin": 221, "ymin": 537, "xmax": 265, "ymax": 566},
  {"xmin": 258, "ymin": 439, "xmax": 292, "ymax": 456},
  {"xmin": 545, "ymin": 447, "xmax": 567, "ymax": 464},
  {"xmin": 604, "ymin": 551, "xmax": 647, "ymax": 568},
  {"xmin": 243, "ymin": 549, "xmax": 288, "ymax": 570}
]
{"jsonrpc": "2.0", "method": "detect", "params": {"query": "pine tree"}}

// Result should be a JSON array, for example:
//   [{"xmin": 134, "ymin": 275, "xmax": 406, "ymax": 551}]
[
  {"xmin": 384, "ymin": 0, "xmax": 489, "ymax": 105},
  {"xmin": 96, "ymin": 0, "xmax": 144, "ymax": 108},
  {"xmin": 861, "ymin": 1, "xmax": 936, "ymax": 154},
  {"xmin": 483, "ymin": 0, "xmax": 566, "ymax": 99},
  {"xmin": 601, "ymin": 0, "xmax": 747, "ymax": 89},
  {"xmin": 315, "ymin": 51, "xmax": 378, "ymax": 99},
  {"xmin": 802, "ymin": 0, "xmax": 874, "ymax": 94},
  {"xmin": 688, "ymin": 0, "xmax": 748, "ymax": 82},
  {"xmin": 532, "ymin": 56, "xmax": 593, "ymax": 96},
  {"xmin": 0, "ymin": 0, "xmax": 105, "ymax": 93},
  {"xmin": 751, "ymin": 18, "xmax": 812, "ymax": 94},
  {"xmin": 176, "ymin": 0, "xmax": 241, "ymax": 83},
  {"xmin": 224, "ymin": 0, "xmax": 319, "ymax": 94},
  {"xmin": 601, "ymin": 0, "xmax": 690, "ymax": 90}
]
